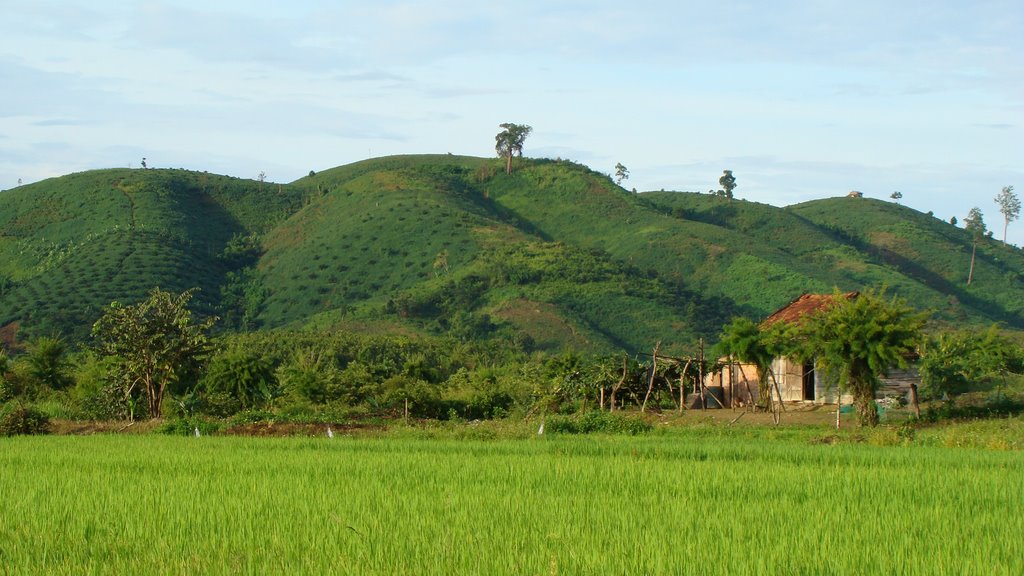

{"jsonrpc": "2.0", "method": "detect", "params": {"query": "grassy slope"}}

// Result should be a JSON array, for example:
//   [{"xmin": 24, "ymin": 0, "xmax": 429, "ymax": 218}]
[
  {"xmin": 486, "ymin": 162, "xmax": 847, "ymax": 317},
  {"xmin": 789, "ymin": 197, "xmax": 1024, "ymax": 327},
  {"xmin": 263, "ymin": 156, "xmax": 728, "ymax": 354},
  {"xmin": 4, "ymin": 156, "xmax": 1024, "ymax": 349},
  {"xmin": 0, "ymin": 169, "xmax": 303, "ymax": 341},
  {"xmin": 639, "ymin": 192, "xmax": 1008, "ymax": 325}
]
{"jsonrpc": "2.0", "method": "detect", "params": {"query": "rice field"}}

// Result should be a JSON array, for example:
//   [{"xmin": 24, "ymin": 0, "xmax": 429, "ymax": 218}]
[{"xmin": 0, "ymin": 431, "xmax": 1021, "ymax": 575}]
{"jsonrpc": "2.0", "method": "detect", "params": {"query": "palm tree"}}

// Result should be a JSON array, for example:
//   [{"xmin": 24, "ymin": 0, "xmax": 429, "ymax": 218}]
[{"xmin": 796, "ymin": 289, "xmax": 926, "ymax": 426}]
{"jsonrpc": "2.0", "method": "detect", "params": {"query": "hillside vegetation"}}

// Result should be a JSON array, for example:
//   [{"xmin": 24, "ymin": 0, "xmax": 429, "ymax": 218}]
[{"xmin": 2, "ymin": 155, "xmax": 1023, "ymax": 353}]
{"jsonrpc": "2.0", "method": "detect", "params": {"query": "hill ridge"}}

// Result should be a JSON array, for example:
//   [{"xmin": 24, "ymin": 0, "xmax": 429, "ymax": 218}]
[{"xmin": 2, "ymin": 155, "xmax": 1022, "ymax": 351}]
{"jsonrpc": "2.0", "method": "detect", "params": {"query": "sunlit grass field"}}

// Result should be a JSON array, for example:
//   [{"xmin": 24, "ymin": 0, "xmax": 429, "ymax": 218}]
[{"xmin": 1, "ymin": 430, "xmax": 1021, "ymax": 575}]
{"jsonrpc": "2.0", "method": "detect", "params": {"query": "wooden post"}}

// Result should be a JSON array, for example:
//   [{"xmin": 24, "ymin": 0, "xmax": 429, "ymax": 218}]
[
  {"xmin": 736, "ymin": 363, "xmax": 756, "ymax": 412},
  {"xmin": 769, "ymin": 367, "xmax": 787, "ymax": 412},
  {"xmin": 666, "ymin": 365, "xmax": 677, "ymax": 411},
  {"xmin": 641, "ymin": 342, "xmax": 661, "ymax": 413},
  {"xmin": 678, "ymin": 372, "xmax": 687, "ymax": 413},
  {"xmin": 404, "ymin": 397, "xmax": 409, "ymax": 422},
  {"xmin": 728, "ymin": 360, "xmax": 736, "ymax": 411},
  {"xmin": 697, "ymin": 338, "xmax": 705, "ymax": 409}
]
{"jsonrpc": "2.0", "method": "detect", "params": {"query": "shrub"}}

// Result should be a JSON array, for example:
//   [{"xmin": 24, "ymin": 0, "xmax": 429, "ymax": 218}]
[
  {"xmin": 0, "ymin": 403, "xmax": 51, "ymax": 436},
  {"xmin": 200, "ymin": 349, "xmax": 276, "ymax": 410},
  {"xmin": 545, "ymin": 411, "xmax": 652, "ymax": 435},
  {"xmin": 158, "ymin": 416, "xmax": 221, "ymax": 436}
]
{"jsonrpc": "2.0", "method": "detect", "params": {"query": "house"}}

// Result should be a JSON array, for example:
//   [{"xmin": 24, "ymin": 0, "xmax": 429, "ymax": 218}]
[{"xmin": 708, "ymin": 292, "xmax": 918, "ymax": 406}]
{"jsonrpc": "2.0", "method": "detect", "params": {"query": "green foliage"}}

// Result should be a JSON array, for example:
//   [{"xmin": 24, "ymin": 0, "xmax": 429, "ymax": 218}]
[
  {"xmin": 792, "ymin": 288, "xmax": 927, "ymax": 426},
  {"xmin": 545, "ymin": 411, "xmax": 653, "ymax": 434},
  {"xmin": 275, "ymin": 349, "xmax": 345, "ymax": 405},
  {"xmin": 70, "ymin": 351, "xmax": 127, "ymax": 420},
  {"xmin": 157, "ymin": 416, "xmax": 221, "ymax": 436},
  {"xmin": 92, "ymin": 288, "xmax": 216, "ymax": 419},
  {"xmin": 0, "ymin": 169, "xmax": 303, "ymax": 341},
  {"xmin": 200, "ymin": 348, "xmax": 276, "ymax": 410},
  {"xmin": 718, "ymin": 169, "xmax": 736, "ymax": 199},
  {"xmin": 0, "ymin": 403, "xmax": 50, "ymax": 436},
  {"xmin": 715, "ymin": 317, "xmax": 781, "ymax": 408},
  {"xmin": 5, "ymin": 156, "xmax": 1024, "ymax": 360},
  {"xmin": 24, "ymin": 336, "xmax": 73, "ymax": 391},
  {"xmin": 920, "ymin": 327, "xmax": 1024, "ymax": 399},
  {"xmin": 494, "ymin": 123, "xmax": 532, "ymax": 174}
]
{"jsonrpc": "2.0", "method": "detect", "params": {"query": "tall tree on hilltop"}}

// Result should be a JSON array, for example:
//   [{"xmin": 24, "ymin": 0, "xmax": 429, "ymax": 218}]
[
  {"xmin": 495, "ymin": 123, "xmax": 532, "ymax": 175},
  {"xmin": 719, "ymin": 170, "xmax": 737, "ymax": 200},
  {"xmin": 614, "ymin": 162, "xmax": 629, "ymax": 185},
  {"xmin": 964, "ymin": 207, "xmax": 986, "ymax": 285},
  {"xmin": 995, "ymin": 185, "xmax": 1020, "ymax": 244}
]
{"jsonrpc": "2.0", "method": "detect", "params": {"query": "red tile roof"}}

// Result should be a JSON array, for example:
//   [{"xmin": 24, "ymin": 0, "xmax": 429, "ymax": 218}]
[{"xmin": 760, "ymin": 292, "xmax": 859, "ymax": 328}]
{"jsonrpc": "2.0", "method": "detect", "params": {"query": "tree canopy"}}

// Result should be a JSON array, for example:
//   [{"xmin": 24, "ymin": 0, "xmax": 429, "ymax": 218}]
[
  {"xmin": 995, "ymin": 185, "xmax": 1019, "ymax": 244},
  {"xmin": 92, "ymin": 288, "xmax": 215, "ymax": 420},
  {"xmin": 614, "ymin": 163, "xmax": 629, "ymax": 185},
  {"xmin": 791, "ymin": 289, "xmax": 926, "ymax": 426},
  {"xmin": 718, "ymin": 170, "xmax": 737, "ymax": 200},
  {"xmin": 716, "ymin": 317, "xmax": 788, "ymax": 411},
  {"xmin": 495, "ymin": 123, "xmax": 532, "ymax": 174}
]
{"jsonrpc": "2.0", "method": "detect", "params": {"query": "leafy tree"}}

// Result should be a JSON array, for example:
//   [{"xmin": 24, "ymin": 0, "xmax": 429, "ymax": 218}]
[
  {"xmin": 949, "ymin": 216, "xmax": 957, "ymax": 226},
  {"xmin": 25, "ymin": 336, "xmax": 73, "ymax": 391},
  {"xmin": 919, "ymin": 326, "xmax": 1024, "ymax": 399},
  {"xmin": 718, "ymin": 170, "xmax": 737, "ymax": 200},
  {"xmin": 994, "ymin": 185, "xmax": 1019, "ymax": 243},
  {"xmin": 200, "ymin": 348, "xmax": 276, "ymax": 410},
  {"xmin": 792, "ymin": 289, "xmax": 926, "ymax": 426},
  {"xmin": 715, "ymin": 317, "xmax": 780, "ymax": 410},
  {"xmin": 890, "ymin": 191, "xmax": 903, "ymax": 202},
  {"xmin": 614, "ymin": 162, "xmax": 629, "ymax": 185},
  {"xmin": 495, "ymin": 123, "xmax": 532, "ymax": 175},
  {"xmin": 92, "ymin": 288, "xmax": 215, "ymax": 420},
  {"xmin": 964, "ymin": 207, "xmax": 986, "ymax": 285}
]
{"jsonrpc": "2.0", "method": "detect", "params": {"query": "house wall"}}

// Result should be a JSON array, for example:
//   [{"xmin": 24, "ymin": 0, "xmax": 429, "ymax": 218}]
[
  {"xmin": 706, "ymin": 359, "xmax": 917, "ymax": 407},
  {"xmin": 705, "ymin": 361, "xmax": 759, "ymax": 407}
]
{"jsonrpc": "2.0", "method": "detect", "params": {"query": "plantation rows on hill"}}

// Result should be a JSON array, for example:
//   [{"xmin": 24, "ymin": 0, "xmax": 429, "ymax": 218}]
[{"xmin": 2, "ymin": 155, "xmax": 1024, "ymax": 354}]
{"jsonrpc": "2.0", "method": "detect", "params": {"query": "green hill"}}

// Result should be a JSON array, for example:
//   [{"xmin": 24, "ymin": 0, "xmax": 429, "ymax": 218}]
[
  {"xmin": 0, "ymin": 169, "xmax": 304, "ymax": 341},
  {"xmin": 2, "ymin": 155, "xmax": 1023, "ymax": 353}
]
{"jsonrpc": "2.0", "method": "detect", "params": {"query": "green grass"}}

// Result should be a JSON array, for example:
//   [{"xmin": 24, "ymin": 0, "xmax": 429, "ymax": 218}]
[{"xmin": 0, "ymin": 431, "xmax": 1020, "ymax": 575}]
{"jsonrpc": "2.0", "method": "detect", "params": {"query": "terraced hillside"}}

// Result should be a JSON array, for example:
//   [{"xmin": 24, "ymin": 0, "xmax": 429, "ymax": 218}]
[
  {"xmin": 2, "ymin": 155, "xmax": 1022, "ymax": 352},
  {"xmin": 0, "ymin": 169, "xmax": 304, "ymax": 341}
]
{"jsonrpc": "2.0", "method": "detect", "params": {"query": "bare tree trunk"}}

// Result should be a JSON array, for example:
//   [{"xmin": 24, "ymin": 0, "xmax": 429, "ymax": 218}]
[
  {"xmin": 641, "ymin": 342, "xmax": 661, "ymax": 413},
  {"xmin": 909, "ymin": 383, "xmax": 921, "ymax": 418},
  {"xmin": 505, "ymin": 154, "xmax": 513, "ymax": 175},
  {"xmin": 968, "ymin": 241, "xmax": 977, "ymax": 285},
  {"xmin": 769, "ymin": 368, "xmax": 787, "ymax": 412},
  {"xmin": 678, "ymin": 359, "xmax": 692, "ymax": 413},
  {"xmin": 610, "ymin": 355, "xmax": 627, "ymax": 411}
]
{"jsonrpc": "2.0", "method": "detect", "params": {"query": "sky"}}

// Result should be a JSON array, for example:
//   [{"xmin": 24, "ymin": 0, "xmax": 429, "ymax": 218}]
[{"xmin": 2, "ymin": 1, "xmax": 1022, "ymax": 245}]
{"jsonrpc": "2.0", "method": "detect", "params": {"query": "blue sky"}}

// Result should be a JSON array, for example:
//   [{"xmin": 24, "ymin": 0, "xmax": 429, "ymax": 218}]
[{"xmin": 2, "ymin": 1, "xmax": 1022, "ymax": 244}]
